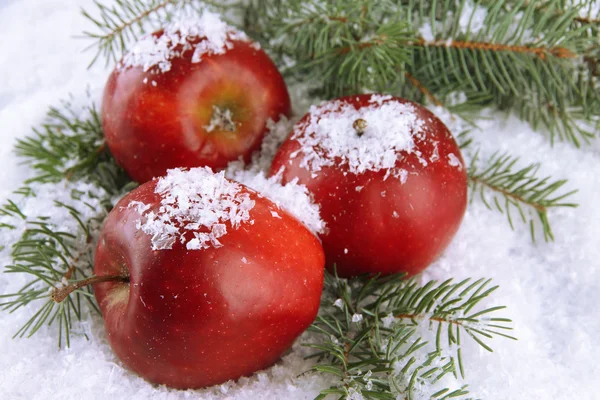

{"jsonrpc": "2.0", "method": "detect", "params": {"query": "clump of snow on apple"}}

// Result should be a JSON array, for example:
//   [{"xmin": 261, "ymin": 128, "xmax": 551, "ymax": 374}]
[
  {"xmin": 289, "ymin": 95, "xmax": 425, "ymax": 178},
  {"xmin": 120, "ymin": 11, "xmax": 254, "ymax": 74},
  {"xmin": 223, "ymin": 112, "xmax": 325, "ymax": 235},
  {"xmin": 226, "ymin": 169, "xmax": 325, "ymax": 235},
  {"xmin": 130, "ymin": 167, "xmax": 255, "ymax": 251}
]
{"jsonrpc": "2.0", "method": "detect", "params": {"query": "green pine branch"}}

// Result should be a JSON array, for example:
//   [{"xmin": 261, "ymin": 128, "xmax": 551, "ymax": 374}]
[
  {"xmin": 244, "ymin": 0, "xmax": 600, "ymax": 147},
  {"xmin": 13, "ymin": 101, "xmax": 130, "ymax": 193},
  {"xmin": 0, "ymin": 100, "xmax": 134, "ymax": 347},
  {"xmin": 305, "ymin": 270, "xmax": 514, "ymax": 400},
  {"xmin": 467, "ymin": 151, "xmax": 578, "ymax": 242},
  {"xmin": 0, "ymin": 203, "xmax": 104, "ymax": 348}
]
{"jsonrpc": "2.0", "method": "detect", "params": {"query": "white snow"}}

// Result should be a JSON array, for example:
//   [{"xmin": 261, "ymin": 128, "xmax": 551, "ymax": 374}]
[
  {"xmin": 120, "ymin": 11, "xmax": 251, "ymax": 73},
  {"xmin": 225, "ymin": 169, "xmax": 325, "ymax": 236},
  {"xmin": 224, "ymin": 115, "xmax": 326, "ymax": 236},
  {"xmin": 131, "ymin": 168, "xmax": 255, "ymax": 251},
  {"xmin": 351, "ymin": 314, "xmax": 364, "ymax": 323},
  {"xmin": 0, "ymin": 1, "xmax": 599, "ymax": 400},
  {"xmin": 289, "ymin": 95, "xmax": 424, "ymax": 176},
  {"xmin": 458, "ymin": 0, "xmax": 488, "ymax": 35}
]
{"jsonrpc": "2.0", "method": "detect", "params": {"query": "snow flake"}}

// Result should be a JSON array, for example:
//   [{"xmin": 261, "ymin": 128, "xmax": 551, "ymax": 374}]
[
  {"xmin": 352, "ymin": 313, "xmax": 364, "ymax": 323},
  {"xmin": 381, "ymin": 313, "xmax": 396, "ymax": 328},
  {"xmin": 270, "ymin": 210, "xmax": 282, "ymax": 219}
]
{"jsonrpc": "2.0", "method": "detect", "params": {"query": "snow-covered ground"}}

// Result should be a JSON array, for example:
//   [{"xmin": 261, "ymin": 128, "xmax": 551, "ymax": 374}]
[{"xmin": 1, "ymin": 1, "xmax": 599, "ymax": 399}]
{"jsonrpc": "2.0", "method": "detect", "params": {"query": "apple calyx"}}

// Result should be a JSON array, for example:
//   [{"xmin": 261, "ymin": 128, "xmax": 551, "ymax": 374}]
[
  {"xmin": 204, "ymin": 105, "xmax": 238, "ymax": 133},
  {"xmin": 51, "ymin": 273, "xmax": 129, "ymax": 303},
  {"xmin": 352, "ymin": 118, "xmax": 367, "ymax": 137}
]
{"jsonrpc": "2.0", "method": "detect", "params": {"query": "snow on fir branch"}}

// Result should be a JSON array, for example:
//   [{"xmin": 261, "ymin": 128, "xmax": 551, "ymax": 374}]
[{"xmin": 306, "ymin": 271, "xmax": 514, "ymax": 400}]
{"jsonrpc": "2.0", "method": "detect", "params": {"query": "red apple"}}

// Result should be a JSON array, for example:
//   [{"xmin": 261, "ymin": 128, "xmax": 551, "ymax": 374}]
[
  {"xmin": 93, "ymin": 167, "xmax": 324, "ymax": 389},
  {"xmin": 102, "ymin": 13, "xmax": 291, "ymax": 183},
  {"xmin": 270, "ymin": 94, "xmax": 468, "ymax": 277}
]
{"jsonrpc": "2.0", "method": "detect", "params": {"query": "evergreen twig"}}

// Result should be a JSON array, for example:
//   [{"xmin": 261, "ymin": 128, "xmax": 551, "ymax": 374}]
[
  {"xmin": 0, "ymin": 101, "xmax": 133, "ymax": 347},
  {"xmin": 467, "ymin": 151, "xmax": 578, "ymax": 242},
  {"xmin": 244, "ymin": 0, "xmax": 600, "ymax": 147},
  {"xmin": 305, "ymin": 270, "xmax": 514, "ymax": 399}
]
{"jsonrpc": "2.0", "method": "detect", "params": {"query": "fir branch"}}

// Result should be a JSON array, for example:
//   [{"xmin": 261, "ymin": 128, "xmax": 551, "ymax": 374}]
[
  {"xmin": 1, "ymin": 201, "xmax": 108, "ymax": 348},
  {"xmin": 467, "ymin": 151, "xmax": 578, "ymax": 242},
  {"xmin": 248, "ymin": 0, "xmax": 599, "ymax": 146},
  {"xmin": 306, "ymin": 271, "xmax": 514, "ymax": 399},
  {"xmin": 490, "ymin": 0, "xmax": 600, "ymax": 27},
  {"xmin": 0, "ymin": 100, "xmax": 133, "ymax": 347},
  {"xmin": 13, "ymin": 102, "xmax": 130, "ymax": 193},
  {"xmin": 406, "ymin": 0, "xmax": 599, "ymax": 146}
]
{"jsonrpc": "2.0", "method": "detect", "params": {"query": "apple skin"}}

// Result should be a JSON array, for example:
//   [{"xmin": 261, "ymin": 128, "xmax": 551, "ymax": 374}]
[
  {"xmin": 269, "ymin": 94, "xmax": 468, "ymax": 278},
  {"xmin": 102, "ymin": 34, "xmax": 291, "ymax": 183},
  {"xmin": 93, "ymin": 179, "xmax": 324, "ymax": 389}
]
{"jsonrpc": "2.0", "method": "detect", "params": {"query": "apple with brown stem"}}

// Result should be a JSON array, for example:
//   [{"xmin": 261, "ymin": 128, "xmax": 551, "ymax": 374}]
[{"xmin": 52, "ymin": 168, "xmax": 324, "ymax": 389}]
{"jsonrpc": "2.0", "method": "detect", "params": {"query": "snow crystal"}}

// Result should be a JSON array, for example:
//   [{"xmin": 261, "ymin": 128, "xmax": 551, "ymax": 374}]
[
  {"xmin": 351, "ymin": 313, "xmax": 363, "ymax": 323},
  {"xmin": 270, "ymin": 210, "xmax": 281, "ymax": 219},
  {"xmin": 381, "ymin": 314, "xmax": 397, "ymax": 328},
  {"xmin": 347, "ymin": 388, "xmax": 365, "ymax": 400},
  {"xmin": 419, "ymin": 22, "xmax": 436, "ymax": 42},
  {"xmin": 290, "ymin": 95, "xmax": 424, "ymax": 176},
  {"xmin": 120, "ymin": 11, "xmax": 251, "ymax": 73},
  {"xmin": 458, "ymin": 0, "xmax": 488, "ymax": 35},
  {"xmin": 130, "ymin": 167, "xmax": 255, "ymax": 250}
]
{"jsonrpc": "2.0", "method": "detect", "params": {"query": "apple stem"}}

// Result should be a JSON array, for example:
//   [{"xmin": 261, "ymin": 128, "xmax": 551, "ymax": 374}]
[
  {"xmin": 51, "ymin": 274, "xmax": 129, "ymax": 303},
  {"xmin": 205, "ymin": 105, "xmax": 237, "ymax": 133},
  {"xmin": 353, "ymin": 118, "xmax": 367, "ymax": 137}
]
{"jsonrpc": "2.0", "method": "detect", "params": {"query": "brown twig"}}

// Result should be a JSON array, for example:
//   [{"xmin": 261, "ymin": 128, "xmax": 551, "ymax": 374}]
[
  {"xmin": 404, "ymin": 71, "xmax": 444, "ymax": 107},
  {"xmin": 415, "ymin": 39, "xmax": 577, "ymax": 60},
  {"xmin": 51, "ymin": 274, "xmax": 129, "ymax": 303}
]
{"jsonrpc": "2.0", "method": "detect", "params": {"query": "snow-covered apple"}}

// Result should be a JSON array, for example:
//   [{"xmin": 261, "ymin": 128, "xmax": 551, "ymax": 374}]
[
  {"xmin": 102, "ymin": 12, "xmax": 291, "ymax": 183},
  {"xmin": 270, "ymin": 94, "xmax": 468, "ymax": 277},
  {"xmin": 92, "ymin": 168, "xmax": 324, "ymax": 389}
]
